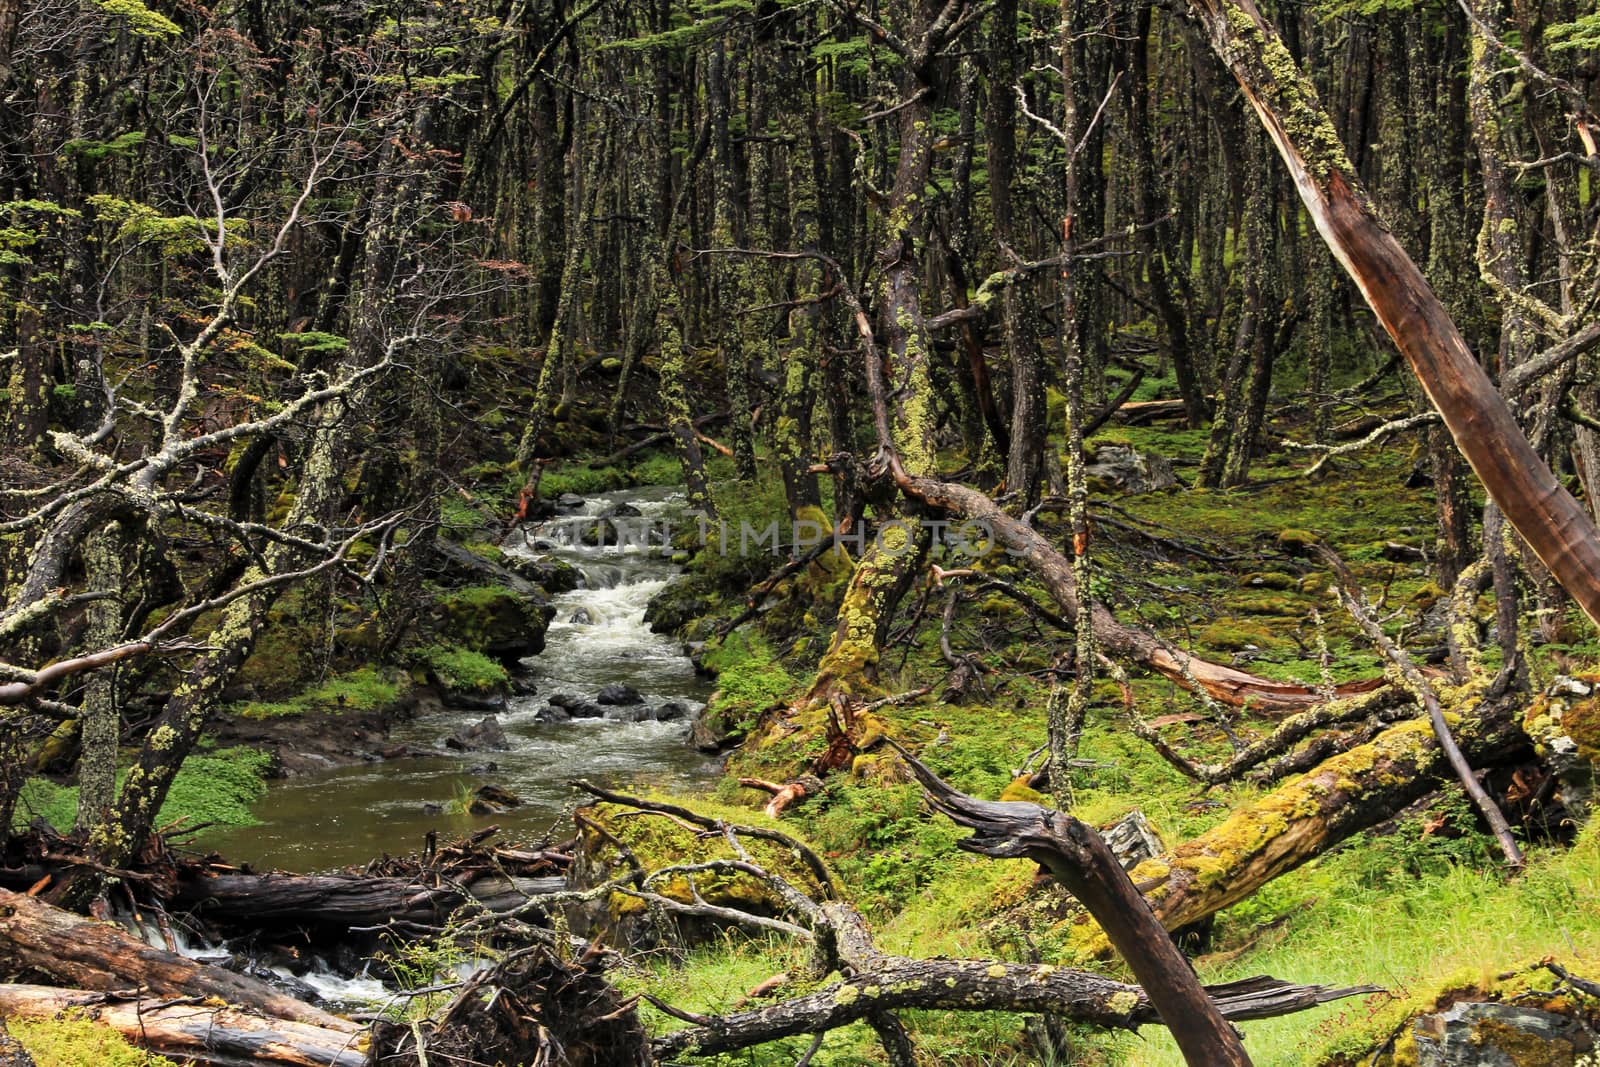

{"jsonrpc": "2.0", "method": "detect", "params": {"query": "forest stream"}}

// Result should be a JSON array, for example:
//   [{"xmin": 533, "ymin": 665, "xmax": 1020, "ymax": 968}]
[{"xmin": 197, "ymin": 486, "xmax": 718, "ymax": 872}]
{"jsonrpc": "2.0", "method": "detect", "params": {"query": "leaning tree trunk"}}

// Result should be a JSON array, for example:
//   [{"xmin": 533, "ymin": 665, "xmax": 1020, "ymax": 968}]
[
  {"xmin": 800, "ymin": 0, "xmax": 950, "ymax": 707},
  {"xmin": 1182, "ymin": 0, "xmax": 1600, "ymax": 628}
]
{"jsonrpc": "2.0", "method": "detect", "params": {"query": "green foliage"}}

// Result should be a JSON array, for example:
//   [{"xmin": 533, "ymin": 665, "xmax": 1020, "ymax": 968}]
[
  {"xmin": 85, "ymin": 194, "xmax": 242, "ymax": 254},
  {"xmin": 13, "ymin": 746, "xmax": 271, "ymax": 832},
  {"xmin": 623, "ymin": 932, "xmax": 883, "ymax": 1065},
  {"xmin": 374, "ymin": 920, "xmax": 494, "ymax": 1020},
  {"xmin": 439, "ymin": 494, "xmax": 493, "ymax": 538},
  {"xmin": 233, "ymin": 666, "xmax": 403, "ymax": 719},
  {"xmin": 158, "ymin": 747, "xmax": 273, "ymax": 826},
  {"xmin": 812, "ymin": 35, "xmax": 876, "ymax": 76},
  {"xmin": 96, "ymin": 0, "xmax": 182, "ymax": 36},
  {"xmin": 537, "ymin": 461, "xmax": 629, "ymax": 497},
  {"xmin": 62, "ymin": 131, "xmax": 149, "ymax": 160},
  {"xmin": 804, "ymin": 782, "xmax": 970, "ymax": 914},
  {"xmin": 413, "ymin": 643, "xmax": 508, "ymax": 692},
  {"xmin": 11, "ymin": 1012, "xmax": 176, "ymax": 1067},
  {"xmin": 277, "ymin": 331, "xmax": 348, "ymax": 356},
  {"xmin": 1546, "ymin": 13, "xmax": 1600, "ymax": 51},
  {"xmin": 699, "ymin": 632, "xmax": 798, "ymax": 735}
]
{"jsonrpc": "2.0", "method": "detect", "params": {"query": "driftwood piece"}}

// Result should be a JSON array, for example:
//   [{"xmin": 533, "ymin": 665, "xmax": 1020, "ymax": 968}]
[
  {"xmin": 0, "ymin": 985, "xmax": 366, "ymax": 1067},
  {"xmin": 170, "ymin": 871, "xmax": 563, "ymax": 929},
  {"xmin": 891, "ymin": 741, "xmax": 1255, "ymax": 1067},
  {"xmin": 0, "ymin": 888, "xmax": 356, "ymax": 1031},
  {"xmin": 738, "ymin": 775, "xmax": 824, "ymax": 818}
]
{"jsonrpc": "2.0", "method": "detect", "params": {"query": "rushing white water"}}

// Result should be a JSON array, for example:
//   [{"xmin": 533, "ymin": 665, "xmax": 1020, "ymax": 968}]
[{"xmin": 198, "ymin": 485, "xmax": 719, "ymax": 872}]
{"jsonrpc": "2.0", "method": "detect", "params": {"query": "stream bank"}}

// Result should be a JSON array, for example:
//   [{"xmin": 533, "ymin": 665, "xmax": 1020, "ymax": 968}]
[{"xmin": 198, "ymin": 486, "xmax": 719, "ymax": 872}]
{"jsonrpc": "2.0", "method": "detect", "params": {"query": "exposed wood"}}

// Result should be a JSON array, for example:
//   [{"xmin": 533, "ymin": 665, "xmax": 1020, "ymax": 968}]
[
  {"xmin": 1183, "ymin": 0, "xmax": 1600, "ymax": 628},
  {"xmin": 170, "ymin": 871, "xmax": 562, "ymax": 929},
  {"xmin": 0, "ymin": 985, "xmax": 366, "ymax": 1067},
  {"xmin": 0, "ymin": 888, "xmax": 358, "ymax": 1031},
  {"xmin": 893, "ymin": 741, "xmax": 1254, "ymax": 1067}
]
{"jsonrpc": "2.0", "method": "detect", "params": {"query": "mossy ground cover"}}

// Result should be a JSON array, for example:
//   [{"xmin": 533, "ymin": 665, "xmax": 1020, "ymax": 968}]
[
  {"xmin": 9, "ymin": 1012, "xmax": 175, "ymax": 1067},
  {"xmin": 615, "ymin": 409, "xmax": 1600, "ymax": 1065},
  {"xmin": 229, "ymin": 665, "xmax": 405, "ymax": 719},
  {"xmin": 13, "ymin": 745, "xmax": 272, "ymax": 832}
]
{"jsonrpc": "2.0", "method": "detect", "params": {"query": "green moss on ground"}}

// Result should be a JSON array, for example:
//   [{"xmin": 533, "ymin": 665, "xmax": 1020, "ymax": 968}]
[
  {"xmin": 412, "ymin": 643, "xmax": 508, "ymax": 693},
  {"xmin": 14, "ymin": 746, "xmax": 272, "ymax": 832},
  {"xmin": 10, "ymin": 1012, "xmax": 176, "ymax": 1067},
  {"xmin": 232, "ymin": 666, "xmax": 404, "ymax": 719}
]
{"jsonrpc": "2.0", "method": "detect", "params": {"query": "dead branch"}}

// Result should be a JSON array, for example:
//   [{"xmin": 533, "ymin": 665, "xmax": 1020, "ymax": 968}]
[{"xmin": 1318, "ymin": 546, "xmax": 1526, "ymax": 869}]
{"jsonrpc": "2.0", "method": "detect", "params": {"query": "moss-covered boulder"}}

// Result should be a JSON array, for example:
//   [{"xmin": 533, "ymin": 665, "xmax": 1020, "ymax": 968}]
[
  {"xmin": 1523, "ymin": 675, "xmax": 1600, "ymax": 824},
  {"xmin": 1409, "ymin": 1001, "xmax": 1593, "ymax": 1066},
  {"xmin": 433, "ymin": 584, "xmax": 553, "ymax": 663},
  {"xmin": 502, "ymin": 551, "xmax": 580, "ymax": 593},
  {"xmin": 644, "ymin": 573, "xmax": 718, "ymax": 636}
]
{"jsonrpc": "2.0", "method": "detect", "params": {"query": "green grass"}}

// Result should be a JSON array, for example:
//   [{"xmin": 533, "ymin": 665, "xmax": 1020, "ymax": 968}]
[
  {"xmin": 232, "ymin": 665, "xmax": 403, "ymax": 719},
  {"xmin": 14, "ymin": 746, "xmax": 273, "ymax": 832},
  {"xmin": 1121, "ymin": 815, "xmax": 1600, "ymax": 1067}
]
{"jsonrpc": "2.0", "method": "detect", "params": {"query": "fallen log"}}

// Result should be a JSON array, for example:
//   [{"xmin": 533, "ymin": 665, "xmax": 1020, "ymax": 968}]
[
  {"xmin": 576, "ymin": 786, "xmax": 1373, "ymax": 1062},
  {"xmin": 170, "ymin": 871, "xmax": 563, "ymax": 929},
  {"xmin": 652, "ymin": 916, "xmax": 1372, "ymax": 1059},
  {"xmin": 0, "ymin": 985, "xmax": 366, "ymax": 1067},
  {"xmin": 0, "ymin": 888, "xmax": 357, "ymax": 1031},
  {"xmin": 1113, "ymin": 398, "xmax": 1193, "ymax": 425},
  {"xmin": 1116, "ymin": 700, "xmax": 1526, "ymax": 944}
]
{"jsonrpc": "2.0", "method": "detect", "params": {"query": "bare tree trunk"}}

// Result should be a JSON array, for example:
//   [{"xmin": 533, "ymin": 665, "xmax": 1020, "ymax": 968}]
[{"xmin": 75, "ymin": 521, "xmax": 125, "ymax": 833}]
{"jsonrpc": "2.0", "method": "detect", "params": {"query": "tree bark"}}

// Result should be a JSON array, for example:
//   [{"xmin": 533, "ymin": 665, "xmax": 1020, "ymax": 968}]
[
  {"xmin": 1117, "ymin": 701, "xmax": 1526, "ymax": 942},
  {"xmin": 899, "ymin": 747, "xmax": 1253, "ymax": 1066},
  {"xmin": 0, "ymin": 985, "xmax": 365, "ymax": 1067},
  {"xmin": 170, "ymin": 871, "xmax": 563, "ymax": 929},
  {"xmin": 0, "ymin": 888, "xmax": 357, "ymax": 1031}
]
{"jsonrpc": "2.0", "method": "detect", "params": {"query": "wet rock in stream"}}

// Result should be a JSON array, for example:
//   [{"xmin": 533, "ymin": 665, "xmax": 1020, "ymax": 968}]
[
  {"xmin": 444, "ymin": 715, "xmax": 509, "ymax": 751},
  {"xmin": 469, "ymin": 784, "xmax": 523, "ymax": 815}
]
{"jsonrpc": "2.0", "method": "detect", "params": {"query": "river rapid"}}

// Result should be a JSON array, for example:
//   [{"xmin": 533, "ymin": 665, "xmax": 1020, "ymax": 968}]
[{"xmin": 199, "ymin": 486, "xmax": 719, "ymax": 872}]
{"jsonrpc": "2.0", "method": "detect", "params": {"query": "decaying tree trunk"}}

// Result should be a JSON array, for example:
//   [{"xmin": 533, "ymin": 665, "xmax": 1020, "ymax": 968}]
[
  {"xmin": 0, "ymin": 986, "xmax": 366, "ymax": 1067},
  {"xmin": 0, "ymin": 888, "xmax": 356, "ymax": 1031},
  {"xmin": 170, "ymin": 871, "xmax": 563, "ymax": 929},
  {"xmin": 1116, "ymin": 702, "xmax": 1525, "ymax": 943}
]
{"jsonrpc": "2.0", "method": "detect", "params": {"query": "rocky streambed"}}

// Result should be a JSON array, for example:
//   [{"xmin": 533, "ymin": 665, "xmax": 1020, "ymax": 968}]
[{"xmin": 199, "ymin": 486, "xmax": 720, "ymax": 872}]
